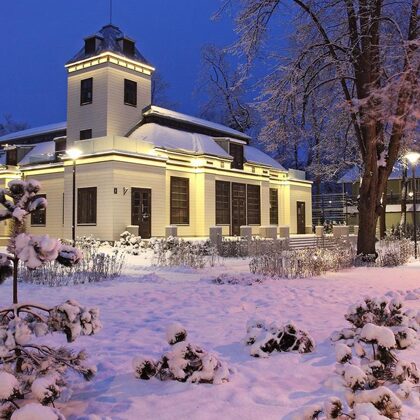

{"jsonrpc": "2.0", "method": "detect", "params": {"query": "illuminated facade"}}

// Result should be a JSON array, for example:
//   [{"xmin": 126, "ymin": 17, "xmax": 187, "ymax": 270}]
[{"xmin": 0, "ymin": 24, "xmax": 312, "ymax": 241}]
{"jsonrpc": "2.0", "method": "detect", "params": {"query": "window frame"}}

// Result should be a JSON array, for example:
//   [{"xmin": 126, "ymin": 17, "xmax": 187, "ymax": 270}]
[
  {"xmin": 246, "ymin": 184, "xmax": 261, "ymax": 225},
  {"xmin": 170, "ymin": 177, "xmax": 189, "ymax": 225},
  {"xmin": 124, "ymin": 79, "xmax": 137, "ymax": 107},
  {"xmin": 269, "ymin": 188, "xmax": 279, "ymax": 225},
  {"xmin": 77, "ymin": 187, "xmax": 97, "ymax": 225},
  {"xmin": 31, "ymin": 194, "xmax": 46, "ymax": 226},
  {"xmin": 215, "ymin": 181, "xmax": 231, "ymax": 225},
  {"xmin": 80, "ymin": 78, "xmax": 93, "ymax": 105}
]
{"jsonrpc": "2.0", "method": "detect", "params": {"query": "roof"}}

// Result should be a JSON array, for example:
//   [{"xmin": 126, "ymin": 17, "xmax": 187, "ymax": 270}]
[
  {"xmin": 339, "ymin": 163, "xmax": 420, "ymax": 183},
  {"xmin": 67, "ymin": 24, "xmax": 152, "ymax": 67},
  {"xmin": 0, "ymin": 122, "xmax": 66, "ymax": 143},
  {"xmin": 141, "ymin": 106, "xmax": 251, "ymax": 142},
  {"xmin": 244, "ymin": 146, "xmax": 285, "ymax": 170},
  {"xmin": 129, "ymin": 123, "xmax": 231, "ymax": 158},
  {"xmin": 18, "ymin": 141, "xmax": 56, "ymax": 165}
]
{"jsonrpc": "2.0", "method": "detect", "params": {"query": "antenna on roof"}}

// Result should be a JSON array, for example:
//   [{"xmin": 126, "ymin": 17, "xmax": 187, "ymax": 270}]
[{"xmin": 109, "ymin": 0, "xmax": 113, "ymax": 24}]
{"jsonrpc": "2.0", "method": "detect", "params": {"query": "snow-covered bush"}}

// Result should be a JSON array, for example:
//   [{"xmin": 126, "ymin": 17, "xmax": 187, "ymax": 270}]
[
  {"xmin": 133, "ymin": 323, "xmax": 230, "ymax": 384},
  {"xmin": 375, "ymin": 238, "xmax": 413, "ymax": 267},
  {"xmin": 206, "ymin": 272, "xmax": 264, "ymax": 286},
  {"xmin": 244, "ymin": 319, "xmax": 315, "ymax": 357},
  {"xmin": 151, "ymin": 237, "xmax": 217, "ymax": 268},
  {"xmin": 217, "ymin": 237, "xmax": 288, "ymax": 258},
  {"xmin": 250, "ymin": 246, "xmax": 355, "ymax": 278},
  {"xmin": 114, "ymin": 231, "xmax": 148, "ymax": 255},
  {"xmin": 0, "ymin": 179, "xmax": 101, "ymax": 414}
]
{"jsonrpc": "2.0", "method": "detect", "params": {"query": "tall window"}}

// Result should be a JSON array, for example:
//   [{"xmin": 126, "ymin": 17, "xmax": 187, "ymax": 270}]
[
  {"xmin": 77, "ymin": 187, "xmax": 97, "ymax": 224},
  {"xmin": 216, "ymin": 181, "xmax": 230, "ymax": 225},
  {"xmin": 124, "ymin": 79, "xmax": 137, "ymax": 106},
  {"xmin": 270, "ymin": 188, "xmax": 279, "ymax": 225},
  {"xmin": 170, "ymin": 177, "xmax": 189, "ymax": 225},
  {"xmin": 6, "ymin": 148, "xmax": 17, "ymax": 166},
  {"xmin": 230, "ymin": 143, "xmax": 244, "ymax": 170},
  {"xmin": 31, "ymin": 194, "xmax": 46, "ymax": 226},
  {"xmin": 80, "ymin": 78, "xmax": 93, "ymax": 105},
  {"xmin": 247, "ymin": 185, "xmax": 261, "ymax": 225},
  {"xmin": 80, "ymin": 129, "xmax": 92, "ymax": 140}
]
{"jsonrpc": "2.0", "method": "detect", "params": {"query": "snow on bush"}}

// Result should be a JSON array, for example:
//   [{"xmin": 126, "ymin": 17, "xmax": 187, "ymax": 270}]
[
  {"xmin": 151, "ymin": 237, "xmax": 217, "ymax": 269},
  {"xmin": 250, "ymin": 246, "xmax": 355, "ymax": 279},
  {"xmin": 114, "ymin": 231, "xmax": 147, "ymax": 255},
  {"xmin": 205, "ymin": 272, "xmax": 264, "ymax": 286},
  {"xmin": 0, "ymin": 179, "xmax": 102, "ymax": 414},
  {"xmin": 133, "ymin": 326, "xmax": 230, "ymax": 384},
  {"xmin": 335, "ymin": 343, "xmax": 352, "ymax": 363},
  {"xmin": 10, "ymin": 403, "xmax": 64, "ymax": 420},
  {"xmin": 244, "ymin": 319, "xmax": 315, "ymax": 357}
]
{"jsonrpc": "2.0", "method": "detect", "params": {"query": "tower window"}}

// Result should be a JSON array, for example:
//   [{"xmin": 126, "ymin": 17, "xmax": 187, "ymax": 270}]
[
  {"xmin": 124, "ymin": 79, "xmax": 137, "ymax": 106},
  {"xmin": 80, "ymin": 129, "xmax": 92, "ymax": 140},
  {"xmin": 6, "ymin": 148, "xmax": 17, "ymax": 166},
  {"xmin": 80, "ymin": 78, "xmax": 93, "ymax": 105},
  {"xmin": 84, "ymin": 37, "xmax": 97, "ymax": 55},
  {"xmin": 122, "ymin": 39, "xmax": 135, "ymax": 56},
  {"xmin": 230, "ymin": 143, "xmax": 244, "ymax": 170}
]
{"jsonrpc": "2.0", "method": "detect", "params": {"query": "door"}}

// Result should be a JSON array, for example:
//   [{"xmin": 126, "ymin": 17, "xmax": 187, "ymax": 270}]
[
  {"xmin": 297, "ymin": 201, "xmax": 306, "ymax": 234},
  {"xmin": 131, "ymin": 188, "xmax": 152, "ymax": 239},
  {"xmin": 231, "ymin": 183, "xmax": 246, "ymax": 236}
]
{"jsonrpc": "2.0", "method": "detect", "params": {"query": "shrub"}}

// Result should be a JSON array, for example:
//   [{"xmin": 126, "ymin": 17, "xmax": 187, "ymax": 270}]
[
  {"xmin": 217, "ymin": 237, "xmax": 287, "ymax": 258},
  {"xmin": 376, "ymin": 238, "xmax": 413, "ymax": 267},
  {"xmin": 244, "ymin": 319, "xmax": 315, "ymax": 357},
  {"xmin": 114, "ymin": 231, "xmax": 148, "ymax": 255},
  {"xmin": 150, "ymin": 237, "xmax": 217, "ymax": 268},
  {"xmin": 249, "ymin": 246, "xmax": 355, "ymax": 278},
  {"xmin": 205, "ymin": 272, "xmax": 264, "ymax": 286},
  {"xmin": 133, "ymin": 323, "xmax": 230, "ymax": 384}
]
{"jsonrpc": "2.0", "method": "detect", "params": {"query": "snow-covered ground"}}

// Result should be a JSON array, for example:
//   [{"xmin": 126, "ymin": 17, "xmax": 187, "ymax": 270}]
[{"xmin": 1, "ymin": 255, "xmax": 419, "ymax": 419}]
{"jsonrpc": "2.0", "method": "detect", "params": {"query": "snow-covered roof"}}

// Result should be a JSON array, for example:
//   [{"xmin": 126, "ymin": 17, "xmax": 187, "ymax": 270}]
[
  {"xmin": 339, "ymin": 162, "xmax": 420, "ymax": 182},
  {"xmin": 142, "ymin": 106, "xmax": 251, "ymax": 142},
  {"xmin": 244, "ymin": 146, "xmax": 285, "ymax": 170},
  {"xmin": 0, "ymin": 122, "xmax": 66, "ymax": 143},
  {"xmin": 129, "ymin": 123, "xmax": 231, "ymax": 158},
  {"xmin": 67, "ymin": 24, "xmax": 152, "ymax": 67},
  {"xmin": 18, "ymin": 141, "xmax": 56, "ymax": 165}
]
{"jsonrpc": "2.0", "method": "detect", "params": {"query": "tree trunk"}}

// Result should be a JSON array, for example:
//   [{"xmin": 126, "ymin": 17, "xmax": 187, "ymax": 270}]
[
  {"xmin": 357, "ymin": 189, "xmax": 379, "ymax": 256},
  {"xmin": 379, "ymin": 183, "xmax": 388, "ymax": 239}
]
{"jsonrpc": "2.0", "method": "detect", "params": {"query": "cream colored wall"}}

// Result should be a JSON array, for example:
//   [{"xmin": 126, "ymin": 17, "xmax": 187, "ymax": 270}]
[
  {"xmin": 66, "ymin": 63, "xmax": 151, "ymax": 144},
  {"xmin": 25, "ymin": 172, "xmax": 65, "ymax": 239},
  {"xmin": 288, "ymin": 182, "xmax": 313, "ymax": 233}
]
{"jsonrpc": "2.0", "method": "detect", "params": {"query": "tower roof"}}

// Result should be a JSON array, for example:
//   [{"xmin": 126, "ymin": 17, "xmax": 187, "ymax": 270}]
[{"xmin": 66, "ymin": 24, "xmax": 152, "ymax": 67}]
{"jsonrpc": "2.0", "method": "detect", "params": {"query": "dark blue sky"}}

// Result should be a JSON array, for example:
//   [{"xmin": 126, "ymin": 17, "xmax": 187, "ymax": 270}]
[{"xmin": 0, "ymin": 0, "xmax": 235, "ymax": 128}]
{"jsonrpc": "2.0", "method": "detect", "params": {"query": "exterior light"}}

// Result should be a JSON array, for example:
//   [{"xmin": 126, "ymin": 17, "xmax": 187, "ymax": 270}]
[
  {"xmin": 66, "ymin": 148, "xmax": 82, "ymax": 161},
  {"xmin": 191, "ymin": 158, "xmax": 205, "ymax": 168},
  {"xmin": 404, "ymin": 152, "xmax": 420, "ymax": 165},
  {"xmin": 409, "ymin": 192, "xmax": 414, "ymax": 198}
]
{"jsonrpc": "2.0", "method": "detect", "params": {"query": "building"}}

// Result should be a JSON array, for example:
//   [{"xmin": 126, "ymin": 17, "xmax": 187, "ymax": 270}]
[
  {"xmin": 338, "ymin": 164, "xmax": 420, "ymax": 228},
  {"xmin": 0, "ymin": 24, "xmax": 312, "ymax": 241}
]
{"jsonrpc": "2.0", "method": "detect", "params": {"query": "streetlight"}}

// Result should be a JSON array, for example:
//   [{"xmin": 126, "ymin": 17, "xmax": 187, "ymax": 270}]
[
  {"xmin": 405, "ymin": 151, "xmax": 420, "ymax": 259},
  {"xmin": 66, "ymin": 148, "xmax": 82, "ymax": 245}
]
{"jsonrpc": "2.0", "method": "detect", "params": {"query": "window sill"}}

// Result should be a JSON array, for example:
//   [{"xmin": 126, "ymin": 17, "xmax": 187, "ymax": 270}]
[
  {"xmin": 77, "ymin": 223, "xmax": 97, "ymax": 226},
  {"xmin": 171, "ymin": 224, "xmax": 190, "ymax": 226},
  {"xmin": 80, "ymin": 102, "xmax": 92, "ymax": 106},
  {"xmin": 124, "ymin": 102, "xmax": 137, "ymax": 107},
  {"xmin": 31, "ymin": 224, "xmax": 46, "ymax": 227}
]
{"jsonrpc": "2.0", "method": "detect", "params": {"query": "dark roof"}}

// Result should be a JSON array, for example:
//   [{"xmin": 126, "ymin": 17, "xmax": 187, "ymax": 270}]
[
  {"xmin": 131, "ymin": 106, "xmax": 251, "ymax": 143},
  {"xmin": 66, "ymin": 24, "xmax": 152, "ymax": 67}
]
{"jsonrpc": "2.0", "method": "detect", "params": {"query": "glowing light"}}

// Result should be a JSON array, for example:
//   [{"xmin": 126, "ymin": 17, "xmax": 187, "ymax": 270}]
[
  {"xmin": 66, "ymin": 148, "xmax": 82, "ymax": 161},
  {"xmin": 191, "ymin": 158, "xmax": 205, "ymax": 168},
  {"xmin": 405, "ymin": 152, "xmax": 420, "ymax": 165}
]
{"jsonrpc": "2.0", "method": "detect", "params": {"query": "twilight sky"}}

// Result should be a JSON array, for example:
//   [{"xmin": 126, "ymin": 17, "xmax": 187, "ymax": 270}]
[{"xmin": 0, "ymin": 0, "xmax": 236, "ymax": 128}]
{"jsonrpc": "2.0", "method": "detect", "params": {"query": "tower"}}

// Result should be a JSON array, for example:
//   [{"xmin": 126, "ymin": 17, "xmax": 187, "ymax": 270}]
[{"xmin": 65, "ymin": 24, "xmax": 154, "ymax": 144}]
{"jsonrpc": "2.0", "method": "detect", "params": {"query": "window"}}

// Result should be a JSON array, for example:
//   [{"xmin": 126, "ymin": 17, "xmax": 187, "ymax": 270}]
[
  {"xmin": 6, "ymin": 148, "xmax": 17, "ymax": 166},
  {"xmin": 31, "ymin": 194, "xmax": 46, "ymax": 226},
  {"xmin": 270, "ymin": 188, "xmax": 279, "ymax": 225},
  {"xmin": 230, "ymin": 143, "xmax": 244, "ymax": 170},
  {"xmin": 122, "ymin": 39, "xmax": 135, "ymax": 56},
  {"xmin": 80, "ymin": 78, "xmax": 93, "ymax": 105},
  {"xmin": 170, "ymin": 177, "xmax": 189, "ymax": 225},
  {"xmin": 80, "ymin": 129, "xmax": 92, "ymax": 140},
  {"xmin": 124, "ymin": 79, "xmax": 137, "ymax": 106},
  {"xmin": 55, "ymin": 138, "xmax": 66, "ymax": 155},
  {"xmin": 247, "ymin": 185, "xmax": 260, "ymax": 225},
  {"xmin": 216, "ymin": 181, "xmax": 230, "ymax": 225},
  {"xmin": 77, "ymin": 187, "xmax": 97, "ymax": 224},
  {"xmin": 84, "ymin": 37, "xmax": 96, "ymax": 54}
]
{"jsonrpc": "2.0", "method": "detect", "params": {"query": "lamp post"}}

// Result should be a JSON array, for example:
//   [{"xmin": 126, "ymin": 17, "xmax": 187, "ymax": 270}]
[
  {"xmin": 66, "ymin": 148, "xmax": 82, "ymax": 245},
  {"xmin": 405, "ymin": 152, "xmax": 420, "ymax": 259}
]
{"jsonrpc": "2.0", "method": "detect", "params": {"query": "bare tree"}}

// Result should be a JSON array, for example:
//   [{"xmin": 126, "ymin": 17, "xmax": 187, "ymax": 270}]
[
  {"xmin": 199, "ymin": 44, "xmax": 256, "ymax": 134},
  {"xmin": 220, "ymin": 0, "xmax": 419, "ymax": 255},
  {"xmin": 151, "ymin": 71, "xmax": 179, "ymax": 110},
  {"xmin": 0, "ymin": 114, "xmax": 29, "ymax": 136}
]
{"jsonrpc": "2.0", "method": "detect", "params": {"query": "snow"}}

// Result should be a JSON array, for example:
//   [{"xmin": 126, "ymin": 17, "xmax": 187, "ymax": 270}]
[
  {"xmin": 18, "ymin": 141, "xmax": 56, "ymax": 165},
  {"xmin": 11, "ymin": 403, "xmax": 63, "ymax": 420},
  {"xmin": 0, "ymin": 257, "xmax": 419, "ymax": 418},
  {"xmin": 0, "ymin": 371, "xmax": 19, "ymax": 400},
  {"xmin": 244, "ymin": 146, "xmax": 285, "ymax": 170},
  {"xmin": 0, "ymin": 122, "xmax": 66, "ymax": 143},
  {"xmin": 143, "ymin": 105, "xmax": 251, "ymax": 141},
  {"xmin": 360, "ymin": 323, "xmax": 396, "ymax": 348}
]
